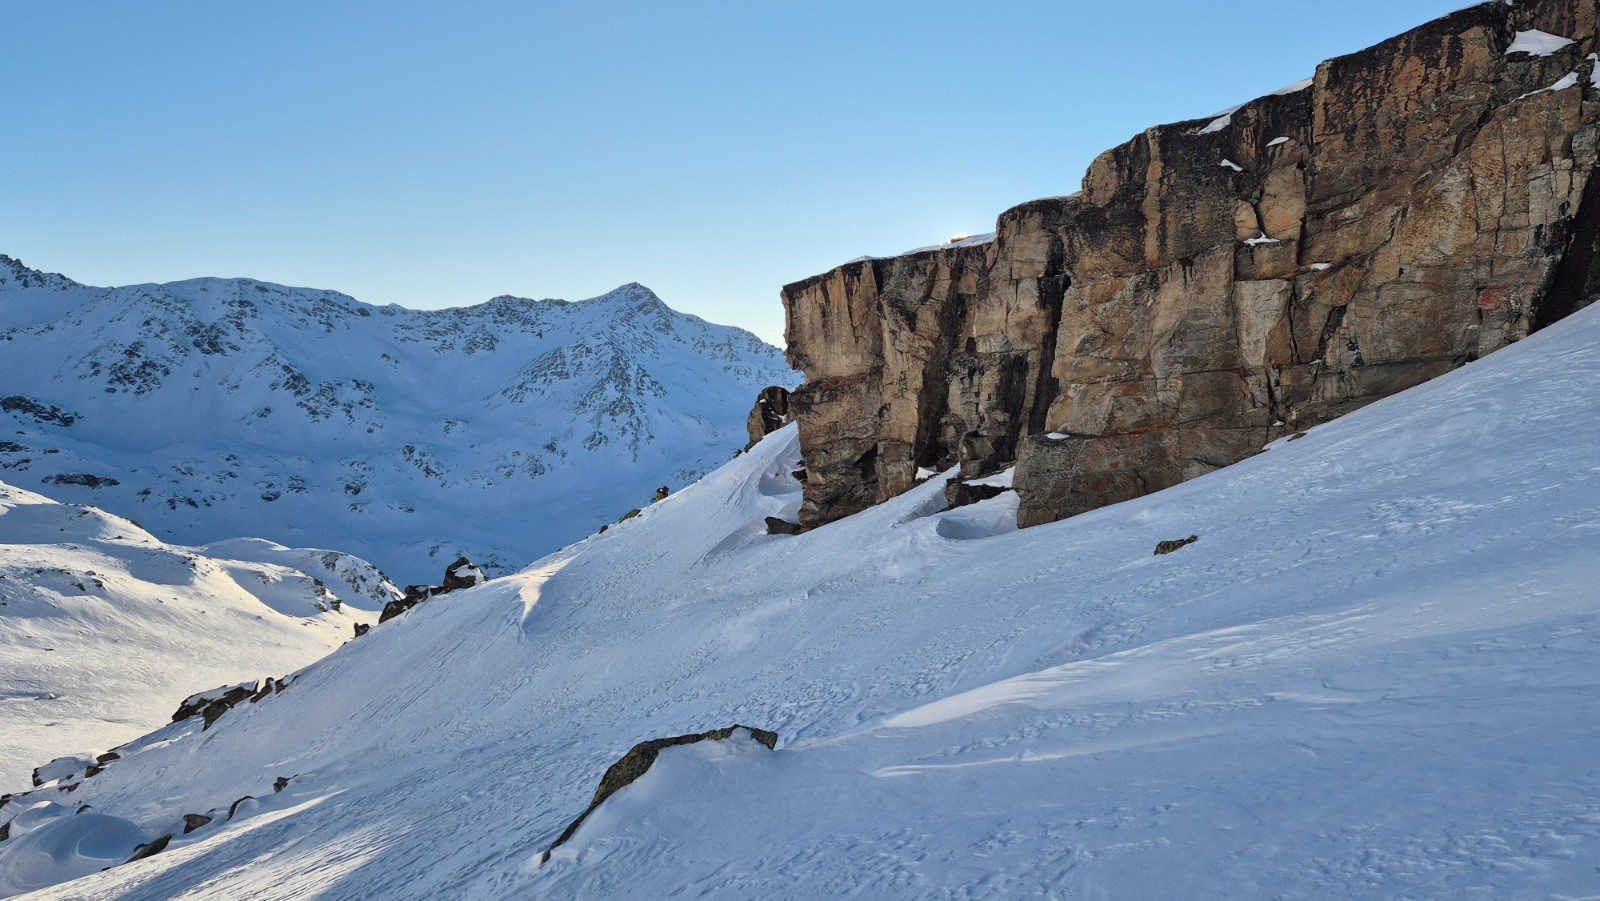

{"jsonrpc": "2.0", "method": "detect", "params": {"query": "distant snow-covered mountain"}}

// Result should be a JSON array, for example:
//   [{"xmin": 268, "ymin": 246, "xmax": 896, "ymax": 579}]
[
  {"xmin": 0, "ymin": 477, "xmax": 394, "ymax": 788},
  {"xmin": 0, "ymin": 255, "xmax": 797, "ymax": 582}
]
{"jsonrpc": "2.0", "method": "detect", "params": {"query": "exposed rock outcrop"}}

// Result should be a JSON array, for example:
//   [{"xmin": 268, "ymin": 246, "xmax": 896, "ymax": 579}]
[
  {"xmin": 542, "ymin": 725, "xmax": 778, "ymax": 862},
  {"xmin": 783, "ymin": 0, "xmax": 1600, "ymax": 530},
  {"xmin": 745, "ymin": 385, "xmax": 793, "ymax": 447},
  {"xmin": 379, "ymin": 556, "xmax": 485, "ymax": 623},
  {"xmin": 170, "ymin": 683, "xmax": 255, "ymax": 726},
  {"xmin": 441, "ymin": 556, "xmax": 485, "ymax": 592}
]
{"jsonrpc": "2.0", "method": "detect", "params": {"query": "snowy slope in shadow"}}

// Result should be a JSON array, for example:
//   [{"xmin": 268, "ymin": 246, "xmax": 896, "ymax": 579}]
[
  {"xmin": 2, "ymin": 305, "xmax": 1598, "ymax": 897},
  {"xmin": 0, "ymin": 481, "xmax": 394, "ymax": 788}
]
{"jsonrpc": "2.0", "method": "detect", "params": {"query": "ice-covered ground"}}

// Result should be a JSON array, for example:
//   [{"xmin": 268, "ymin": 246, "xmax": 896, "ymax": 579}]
[
  {"xmin": 0, "ymin": 482, "xmax": 391, "ymax": 788},
  {"xmin": 2, "ymin": 303, "xmax": 1597, "ymax": 897}
]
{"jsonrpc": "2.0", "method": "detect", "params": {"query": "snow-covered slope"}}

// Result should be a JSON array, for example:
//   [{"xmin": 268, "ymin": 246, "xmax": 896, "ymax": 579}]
[
  {"xmin": 3, "ymin": 303, "xmax": 1598, "ymax": 897},
  {"xmin": 0, "ymin": 255, "xmax": 796, "ymax": 583},
  {"xmin": 0, "ymin": 479, "xmax": 394, "ymax": 789}
]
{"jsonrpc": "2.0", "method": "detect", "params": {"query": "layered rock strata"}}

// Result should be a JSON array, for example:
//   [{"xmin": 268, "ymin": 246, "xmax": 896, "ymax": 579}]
[{"xmin": 783, "ymin": 0, "xmax": 1600, "ymax": 529}]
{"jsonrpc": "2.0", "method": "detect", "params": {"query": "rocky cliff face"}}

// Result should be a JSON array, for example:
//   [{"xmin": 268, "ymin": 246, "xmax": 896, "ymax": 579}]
[{"xmin": 783, "ymin": 0, "xmax": 1600, "ymax": 529}]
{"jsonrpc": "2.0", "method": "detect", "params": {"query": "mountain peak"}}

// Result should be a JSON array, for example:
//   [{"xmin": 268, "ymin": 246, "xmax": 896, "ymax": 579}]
[{"xmin": 596, "ymin": 282, "xmax": 666, "ymax": 308}]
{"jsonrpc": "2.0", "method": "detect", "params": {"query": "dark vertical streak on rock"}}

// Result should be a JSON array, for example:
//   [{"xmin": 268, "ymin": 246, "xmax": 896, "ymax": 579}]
[{"xmin": 1535, "ymin": 162, "xmax": 1600, "ymax": 330}]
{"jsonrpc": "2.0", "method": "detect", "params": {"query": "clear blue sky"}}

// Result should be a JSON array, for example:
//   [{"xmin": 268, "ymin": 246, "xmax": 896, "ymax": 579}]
[{"xmin": 4, "ymin": 0, "xmax": 1466, "ymax": 344}]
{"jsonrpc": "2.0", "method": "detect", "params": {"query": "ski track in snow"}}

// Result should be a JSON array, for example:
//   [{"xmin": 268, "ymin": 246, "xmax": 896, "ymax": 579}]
[{"xmin": 3, "ymin": 308, "xmax": 1600, "ymax": 896}]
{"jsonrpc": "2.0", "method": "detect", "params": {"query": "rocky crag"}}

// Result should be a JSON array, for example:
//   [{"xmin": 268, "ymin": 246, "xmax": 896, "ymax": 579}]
[{"xmin": 783, "ymin": 0, "xmax": 1600, "ymax": 529}]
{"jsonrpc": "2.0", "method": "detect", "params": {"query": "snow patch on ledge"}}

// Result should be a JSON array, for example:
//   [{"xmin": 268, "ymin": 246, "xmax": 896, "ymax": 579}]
[
  {"xmin": 1518, "ymin": 71, "xmax": 1580, "ymax": 100},
  {"xmin": 1197, "ymin": 109, "xmax": 1238, "ymax": 134},
  {"xmin": 897, "ymin": 232, "xmax": 997, "ymax": 257},
  {"xmin": 965, "ymin": 467, "xmax": 1015, "ymax": 489},
  {"xmin": 1506, "ymin": 29, "xmax": 1575, "ymax": 57}
]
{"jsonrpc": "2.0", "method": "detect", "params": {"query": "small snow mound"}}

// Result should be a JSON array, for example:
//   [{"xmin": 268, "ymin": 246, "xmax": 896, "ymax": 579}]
[
  {"xmin": 0, "ymin": 811, "xmax": 147, "ymax": 896},
  {"xmin": 934, "ymin": 493, "xmax": 1020, "ymax": 541}
]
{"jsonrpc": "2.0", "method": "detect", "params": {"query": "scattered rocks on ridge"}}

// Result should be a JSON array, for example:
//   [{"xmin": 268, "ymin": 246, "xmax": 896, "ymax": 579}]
[{"xmin": 379, "ymin": 556, "xmax": 485, "ymax": 623}]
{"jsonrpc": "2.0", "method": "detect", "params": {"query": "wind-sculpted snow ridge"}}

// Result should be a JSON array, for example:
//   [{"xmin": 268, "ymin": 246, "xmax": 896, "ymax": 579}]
[
  {"xmin": 3, "ymin": 304, "xmax": 1598, "ymax": 897},
  {"xmin": 0, "ymin": 479, "xmax": 395, "ymax": 788},
  {"xmin": 0, "ymin": 256, "xmax": 797, "ymax": 582}
]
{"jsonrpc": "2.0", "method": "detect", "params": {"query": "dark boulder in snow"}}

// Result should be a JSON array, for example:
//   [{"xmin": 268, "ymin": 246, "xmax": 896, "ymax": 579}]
[
  {"xmin": 182, "ymin": 813, "xmax": 211, "ymax": 834},
  {"xmin": 380, "ymin": 584, "xmax": 435, "ymax": 623},
  {"xmin": 745, "ymin": 386, "xmax": 792, "ymax": 448},
  {"xmin": 764, "ymin": 516, "xmax": 803, "ymax": 536},
  {"xmin": 379, "ymin": 557, "xmax": 485, "ymax": 623},
  {"xmin": 543, "ymin": 725, "xmax": 778, "ymax": 862},
  {"xmin": 1154, "ymin": 535, "xmax": 1199, "ymax": 556},
  {"xmin": 171, "ymin": 682, "xmax": 256, "ymax": 724},
  {"xmin": 126, "ymin": 833, "xmax": 172, "ymax": 863},
  {"xmin": 441, "ymin": 556, "xmax": 485, "ymax": 592}
]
